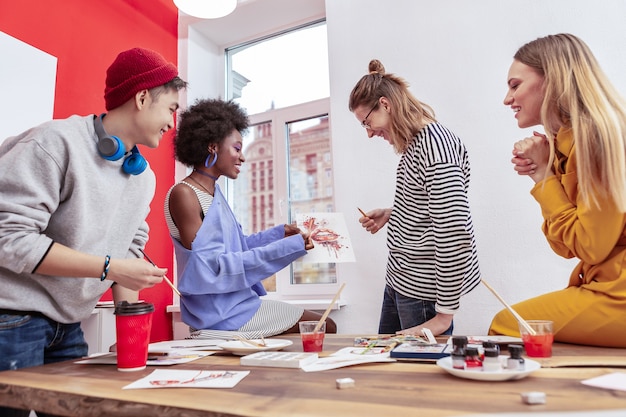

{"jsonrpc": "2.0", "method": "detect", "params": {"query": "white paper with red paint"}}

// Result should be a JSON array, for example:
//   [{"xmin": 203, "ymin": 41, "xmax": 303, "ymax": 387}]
[{"xmin": 296, "ymin": 212, "xmax": 356, "ymax": 263}]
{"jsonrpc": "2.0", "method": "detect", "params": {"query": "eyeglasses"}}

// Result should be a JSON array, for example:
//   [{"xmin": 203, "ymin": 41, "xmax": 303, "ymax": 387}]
[{"xmin": 361, "ymin": 101, "xmax": 379, "ymax": 129}]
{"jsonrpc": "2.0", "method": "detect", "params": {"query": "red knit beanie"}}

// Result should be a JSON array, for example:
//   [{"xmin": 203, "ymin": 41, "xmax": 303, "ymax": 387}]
[{"xmin": 104, "ymin": 47, "xmax": 179, "ymax": 110}]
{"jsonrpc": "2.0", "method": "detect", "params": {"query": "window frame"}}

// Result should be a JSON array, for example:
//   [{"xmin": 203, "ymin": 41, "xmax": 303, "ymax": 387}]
[
  {"xmin": 223, "ymin": 19, "xmax": 340, "ymax": 303},
  {"xmin": 224, "ymin": 98, "xmax": 340, "ymax": 301}
]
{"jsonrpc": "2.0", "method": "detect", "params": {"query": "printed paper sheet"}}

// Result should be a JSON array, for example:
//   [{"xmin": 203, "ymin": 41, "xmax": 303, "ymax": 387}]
[{"xmin": 296, "ymin": 212, "xmax": 356, "ymax": 263}]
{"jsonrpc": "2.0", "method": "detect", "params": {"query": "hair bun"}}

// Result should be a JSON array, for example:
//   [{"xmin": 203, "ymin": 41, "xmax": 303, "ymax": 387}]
[{"xmin": 368, "ymin": 59, "xmax": 385, "ymax": 76}]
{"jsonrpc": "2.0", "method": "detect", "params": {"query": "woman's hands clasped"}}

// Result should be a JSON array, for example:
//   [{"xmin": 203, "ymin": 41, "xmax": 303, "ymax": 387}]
[{"xmin": 511, "ymin": 131, "xmax": 554, "ymax": 183}]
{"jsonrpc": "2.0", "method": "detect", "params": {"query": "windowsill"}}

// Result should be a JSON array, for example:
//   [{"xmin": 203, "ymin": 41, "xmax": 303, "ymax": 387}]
[{"xmin": 166, "ymin": 297, "xmax": 345, "ymax": 313}]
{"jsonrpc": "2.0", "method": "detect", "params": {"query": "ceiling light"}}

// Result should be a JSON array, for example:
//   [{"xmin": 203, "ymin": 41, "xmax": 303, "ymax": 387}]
[{"xmin": 173, "ymin": 0, "xmax": 237, "ymax": 19}]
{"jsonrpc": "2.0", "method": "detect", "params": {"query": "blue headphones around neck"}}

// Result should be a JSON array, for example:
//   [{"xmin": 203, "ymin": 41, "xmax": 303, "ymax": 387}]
[{"xmin": 94, "ymin": 113, "xmax": 147, "ymax": 175}]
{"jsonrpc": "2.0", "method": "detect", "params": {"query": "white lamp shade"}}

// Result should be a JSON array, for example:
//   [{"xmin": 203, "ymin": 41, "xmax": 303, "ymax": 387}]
[{"xmin": 173, "ymin": 0, "xmax": 237, "ymax": 19}]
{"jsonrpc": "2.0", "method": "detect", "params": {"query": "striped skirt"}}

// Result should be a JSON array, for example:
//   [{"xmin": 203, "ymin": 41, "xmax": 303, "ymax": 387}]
[{"xmin": 188, "ymin": 299, "xmax": 304, "ymax": 340}]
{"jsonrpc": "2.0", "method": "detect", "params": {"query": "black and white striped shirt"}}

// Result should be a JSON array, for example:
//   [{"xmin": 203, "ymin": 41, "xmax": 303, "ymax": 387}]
[{"xmin": 386, "ymin": 123, "xmax": 481, "ymax": 314}]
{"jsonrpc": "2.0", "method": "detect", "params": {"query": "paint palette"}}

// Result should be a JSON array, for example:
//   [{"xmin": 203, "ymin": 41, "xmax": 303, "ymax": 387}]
[{"xmin": 437, "ymin": 356, "xmax": 541, "ymax": 381}]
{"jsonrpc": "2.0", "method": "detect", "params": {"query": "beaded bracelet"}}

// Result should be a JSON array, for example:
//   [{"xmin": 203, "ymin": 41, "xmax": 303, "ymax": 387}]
[{"xmin": 100, "ymin": 255, "xmax": 111, "ymax": 281}]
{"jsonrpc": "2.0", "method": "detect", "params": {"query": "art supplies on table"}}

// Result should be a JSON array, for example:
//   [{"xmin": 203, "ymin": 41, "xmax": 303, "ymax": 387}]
[
  {"xmin": 390, "ymin": 342, "xmax": 451, "ymax": 362},
  {"xmin": 240, "ymin": 351, "xmax": 319, "ymax": 368},
  {"xmin": 436, "ymin": 356, "xmax": 541, "ymax": 381},
  {"xmin": 445, "ymin": 335, "xmax": 522, "ymax": 352},
  {"xmin": 353, "ymin": 334, "xmax": 430, "ymax": 348}
]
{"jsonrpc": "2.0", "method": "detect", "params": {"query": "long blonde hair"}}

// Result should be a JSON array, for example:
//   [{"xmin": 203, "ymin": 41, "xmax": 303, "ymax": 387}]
[
  {"xmin": 515, "ymin": 33, "xmax": 626, "ymax": 211},
  {"xmin": 348, "ymin": 59, "xmax": 436, "ymax": 154}
]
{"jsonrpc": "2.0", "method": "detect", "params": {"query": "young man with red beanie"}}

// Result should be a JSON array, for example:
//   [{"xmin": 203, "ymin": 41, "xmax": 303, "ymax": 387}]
[{"xmin": 0, "ymin": 47, "xmax": 187, "ymax": 417}]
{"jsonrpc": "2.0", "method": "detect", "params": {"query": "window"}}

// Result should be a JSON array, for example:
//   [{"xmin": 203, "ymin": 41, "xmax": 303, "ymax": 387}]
[
  {"xmin": 225, "ymin": 21, "xmax": 338, "ymax": 299},
  {"xmin": 287, "ymin": 113, "xmax": 336, "ymax": 287},
  {"xmin": 226, "ymin": 19, "xmax": 328, "ymax": 112}
]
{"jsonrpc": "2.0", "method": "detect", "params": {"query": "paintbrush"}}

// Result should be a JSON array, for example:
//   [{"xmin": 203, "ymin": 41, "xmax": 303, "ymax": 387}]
[
  {"xmin": 481, "ymin": 279, "xmax": 536, "ymax": 336},
  {"xmin": 382, "ymin": 341, "xmax": 399, "ymax": 353},
  {"xmin": 139, "ymin": 249, "xmax": 183, "ymax": 298},
  {"xmin": 313, "ymin": 282, "xmax": 346, "ymax": 332}
]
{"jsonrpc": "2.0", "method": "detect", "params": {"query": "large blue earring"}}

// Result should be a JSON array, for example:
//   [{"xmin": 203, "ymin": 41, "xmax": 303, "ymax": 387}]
[{"xmin": 205, "ymin": 153, "xmax": 218, "ymax": 168}]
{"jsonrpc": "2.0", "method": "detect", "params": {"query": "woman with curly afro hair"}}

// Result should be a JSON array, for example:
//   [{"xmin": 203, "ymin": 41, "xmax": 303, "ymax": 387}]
[{"xmin": 165, "ymin": 98, "xmax": 337, "ymax": 339}]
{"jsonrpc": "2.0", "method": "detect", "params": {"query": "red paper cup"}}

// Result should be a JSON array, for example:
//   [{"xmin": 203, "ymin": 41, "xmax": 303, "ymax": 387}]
[{"xmin": 114, "ymin": 301, "xmax": 154, "ymax": 371}]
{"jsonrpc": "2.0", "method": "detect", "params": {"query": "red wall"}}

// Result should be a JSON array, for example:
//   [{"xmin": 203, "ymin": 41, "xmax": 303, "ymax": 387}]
[{"xmin": 0, "ymin": 0, "xmax": 179, "ymax": 342}]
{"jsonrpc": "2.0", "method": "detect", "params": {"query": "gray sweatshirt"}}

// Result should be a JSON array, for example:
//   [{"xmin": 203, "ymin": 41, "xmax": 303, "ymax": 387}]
[{"xmin": 0, "ymin": 115, "xmax": 155, "ymax": 323}]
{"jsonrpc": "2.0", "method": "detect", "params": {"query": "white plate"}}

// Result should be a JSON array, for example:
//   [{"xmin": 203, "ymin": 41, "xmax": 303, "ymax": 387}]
[
  {"xmin": 219, "ymin": 339, "xmax": 293, "ymax": 356},
  {"xmin": 436, "ymin": 356, "xmax": 541, "ymax": 381}
]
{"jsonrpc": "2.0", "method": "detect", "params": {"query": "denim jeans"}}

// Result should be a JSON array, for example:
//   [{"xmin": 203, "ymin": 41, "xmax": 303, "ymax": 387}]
[
  {"xmin": 0, "ymin": 311, "xmax": 88, "ymax": 417},
  {"xmin": 378, "ymin": 284, "xmax": 454, "ymax": 335}
]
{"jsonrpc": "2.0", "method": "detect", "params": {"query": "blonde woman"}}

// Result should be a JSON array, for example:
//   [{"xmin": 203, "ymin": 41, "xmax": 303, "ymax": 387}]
[
  {"xmin": 489, "ymin": 33, "xmax": 626, "ymax": 347},
  {"xmin": 349, "ymin": 60, "xmax": 481, "ymax": 337}
]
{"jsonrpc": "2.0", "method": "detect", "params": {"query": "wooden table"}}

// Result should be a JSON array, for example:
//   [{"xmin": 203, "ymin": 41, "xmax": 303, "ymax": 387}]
[{"xmin": 1, "ymin": 334, "xmax": 626, "ymax": 416}]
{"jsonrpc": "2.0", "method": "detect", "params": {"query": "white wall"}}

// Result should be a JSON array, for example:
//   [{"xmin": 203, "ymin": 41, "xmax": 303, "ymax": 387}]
[
  {"xmin": 176, "ymin": 19, "xmax": 225, "ymax": 191},
  {"xmin": 326, "ymin": 0, "xmax": 626, "ymax": 335},
  {"xmin": 0, "ymin": 31, "xmax": 56, "ymax": 142}
]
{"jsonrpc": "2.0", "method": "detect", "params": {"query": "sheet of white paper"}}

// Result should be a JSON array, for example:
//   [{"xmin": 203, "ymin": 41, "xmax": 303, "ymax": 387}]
[
  {"xmin": 149, "ymin": 339, "xmax": 226, "ymax": 351},
  {"xmin": 74, "ymin": 352, "xmax": 117, "ymax": 365},
  {"xmin": 123, "ymin": 369, "xmax": 249, "ymax": 389},
  {"xmin": 300, "ymin": 347, "xmax": 395, "ymax": 372},
  {"xmin": 296, "ymin": 212, "xmax": 356, "ymax": 263},
  {"xmin": 581, "ymin": 372, "xmax": 626, "ymax": 391},
  {"xmin": 146, "ymin": 350, "xmax": 214, "ymax": 365},
  {"xmin": 460, "ymin": 411, "xmax": 626, "ymax": 417},
  {"xmin": 74, "ymin": 350, "xmax": 213, "ymax": 366}
]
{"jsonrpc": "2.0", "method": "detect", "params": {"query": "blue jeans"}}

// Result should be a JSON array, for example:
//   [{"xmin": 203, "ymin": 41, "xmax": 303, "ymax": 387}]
[
  {"xmin": 378, "ymin": 285, "xmax": 454, "ymax": 335},
  {"xmin": 0, "ymin": 311, "xmax": 88, "ymax": 417}
]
